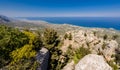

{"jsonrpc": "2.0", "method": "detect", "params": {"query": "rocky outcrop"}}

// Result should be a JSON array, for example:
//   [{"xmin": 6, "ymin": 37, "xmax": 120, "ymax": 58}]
[
  {"xmin": 36, "ymin": 47, "xmax": 49, "ymax": 70},
  {"xmin": 102, "ymin": 40, "xmax": 118, "ymax": 61},
  {"xmin": 61, "ymin": 29, "xmax": 118, "ymax": 61},
  {"xmin": 60, "ymin": 29, "xmax": 119, "ymax": 70},
  {"xmin": 75, "ymin": 54, "xmax": 112, "ymax": 70}
]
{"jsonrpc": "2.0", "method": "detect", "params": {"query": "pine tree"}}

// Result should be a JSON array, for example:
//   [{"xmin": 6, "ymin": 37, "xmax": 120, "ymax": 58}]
[{"xmin": 43, "ymin": 28, "xmax": 58, "ymax": 50}]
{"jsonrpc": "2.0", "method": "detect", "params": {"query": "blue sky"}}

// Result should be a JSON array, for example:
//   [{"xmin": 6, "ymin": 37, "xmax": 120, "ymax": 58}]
[{"xmin": 0, "ymin": 0, "xmax": 120, "ymax": 17}]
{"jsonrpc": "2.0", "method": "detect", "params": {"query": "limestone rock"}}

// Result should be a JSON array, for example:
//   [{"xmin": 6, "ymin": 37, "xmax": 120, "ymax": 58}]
[
  {"xmin": 62, "ymin": 60, "xmax": 75, "ymax": 70},
  {"xmin": 102, "ymin": 40, "xmax": 118, "ymax": 61},
  {"xmin": 61, "ymin": 29, "xmax": 118, "ymax": 61},
  {"xmin": 75, "ymin": 54, "xmax": 112, "ymax": 70}
]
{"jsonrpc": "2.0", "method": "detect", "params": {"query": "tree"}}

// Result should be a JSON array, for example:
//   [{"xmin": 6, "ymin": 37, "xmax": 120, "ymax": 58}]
[
  {"xmin": 64, "ymin": 33, "xmax": 68, "ymax": 39},
  {"xmin": 43, "ymin": 28, "xmax": 59, "ymax": 50},
  {"xmin": 112, "ymin": 35, "xmax": 118, "ymax": 40},
  {"xmin": 68, "ymin": 33, "xmax": 72, "ymax": 40},
  {"xmin": 103, "ymin": 34, "xmax": 108, "ymax": 40}
]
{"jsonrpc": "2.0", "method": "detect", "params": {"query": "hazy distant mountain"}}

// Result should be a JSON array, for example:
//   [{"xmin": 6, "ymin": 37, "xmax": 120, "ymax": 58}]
[
  {"xmin": 0, "ymin": 15, "xmax": 49, "ymax": 29},
  {"xmin": 0, "ymin": 15, "xmax": 76, "ymax": 32},
  {"xmin": 0, "ymin": 15, "xmax": 11, "ymax": 23}
]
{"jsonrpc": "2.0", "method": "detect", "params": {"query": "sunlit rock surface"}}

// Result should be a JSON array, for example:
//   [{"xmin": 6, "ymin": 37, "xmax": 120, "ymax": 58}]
[{"xmin": 75, "ymin": 54, "xmax": 112, "ymax": 70}]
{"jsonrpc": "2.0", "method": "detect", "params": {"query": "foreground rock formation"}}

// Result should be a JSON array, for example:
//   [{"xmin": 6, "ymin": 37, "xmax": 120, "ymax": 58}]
[
  {"xmin": 36, "ymin": 47, "xmax": 49, "ymax": 70},
  {"xmin": 75, "ymin": 54, "xmax": 112, "ymax": 70}
]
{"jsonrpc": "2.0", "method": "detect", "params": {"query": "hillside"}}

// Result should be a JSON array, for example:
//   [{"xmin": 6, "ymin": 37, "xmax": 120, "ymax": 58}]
[
  {"xmin": 0, "ymin": 15, "xmax": 11, "ymax": 23},
  {"xmin": 0, "ymin": 15, "xmax": 120, "ymax": 70}
]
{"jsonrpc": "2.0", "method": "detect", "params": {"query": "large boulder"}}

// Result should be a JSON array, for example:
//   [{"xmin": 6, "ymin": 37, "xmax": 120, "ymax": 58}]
[
  {"xmin": 75, "ymin": 54, "xmax": 112, "ymax": 70},
  {"xmin": 36, "ymin": 47, "xmax": 49, "ymax": 70}
]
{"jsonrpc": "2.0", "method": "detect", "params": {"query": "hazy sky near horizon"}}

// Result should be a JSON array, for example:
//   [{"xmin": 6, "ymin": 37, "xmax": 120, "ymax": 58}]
[{"xmin": 0, "ymin": 0, "xmax": 120, "ymax": 17}]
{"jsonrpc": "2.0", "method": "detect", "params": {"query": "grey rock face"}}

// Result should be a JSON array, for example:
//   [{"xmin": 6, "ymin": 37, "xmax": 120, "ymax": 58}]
[
  {"xmin": 75, "ymin": 54, "xmax": 112, "ymax": 70},
  {"xmin": 36, "ymin": 47, "xmax": 49, "ymax": 70}
]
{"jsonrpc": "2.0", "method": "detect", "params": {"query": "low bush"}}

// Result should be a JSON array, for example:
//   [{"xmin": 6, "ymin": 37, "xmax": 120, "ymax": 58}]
[
  {"xmin": 107, "ymin": 60, "xmax": 118, "ymax": 70},
  {"xmin": 73, "ymin": 47, "xmax": 91, "ymax": 64}
]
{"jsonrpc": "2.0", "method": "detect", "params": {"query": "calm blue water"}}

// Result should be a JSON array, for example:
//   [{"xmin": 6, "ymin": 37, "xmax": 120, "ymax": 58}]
[{"xmin": 18, "ymin": 17, "xmax": 120, "ymax": 30}]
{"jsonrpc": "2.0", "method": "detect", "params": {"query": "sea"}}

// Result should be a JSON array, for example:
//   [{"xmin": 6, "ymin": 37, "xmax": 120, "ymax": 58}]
[{"xmin": 18, "ymin": 17, "xmax": 120, "ymax": 30}]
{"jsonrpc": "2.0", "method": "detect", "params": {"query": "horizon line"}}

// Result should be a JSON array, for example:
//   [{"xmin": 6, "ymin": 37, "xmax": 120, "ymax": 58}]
[{"xmin": 15, "ymin": 16, "xmax": 120, "ymax": 18}]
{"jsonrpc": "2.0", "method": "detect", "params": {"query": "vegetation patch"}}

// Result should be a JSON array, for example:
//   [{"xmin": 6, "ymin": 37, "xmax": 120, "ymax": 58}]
[
  {"xmin": 73, "ymin": 47, "xmax": 91, "ymax": 64},
  {"xmin": 0, "ymin": 25, "xmax": 42, "ymax": 69}
]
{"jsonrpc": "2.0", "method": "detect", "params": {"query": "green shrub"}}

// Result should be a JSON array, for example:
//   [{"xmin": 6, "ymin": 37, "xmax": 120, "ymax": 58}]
[
  {"xmin": 103, "ymin": 34, "xmax": 108, "ymax": 40},
  {"xmin": 102, "ymin": 42, "xmax": 106, "ymax": 49},
  {"xmin": 65, "ymin": 44, "xmax": 74, "ymax": 60},
  {"xmin": 112, "ymin": 35, "xmax": 118, "ymax": 40},
  {"xmin": 11, "ymin": 44, "xmax": 36, "ymax": 63},
  {"xmin": 64, "ymin": 33, "xmax": 68, "ymax": 39},
  {"xmin": 73, "ymin": 47, "xmax": 91, "ymax": 64},
  {"xmin": 115, "ymin": 49, "xmax": 120, "ymax": 66},
  {"xmin": 6, "ymin": 59, "xmax": 39, "ymax": 70},
  {"xmin": 107, "ymin": 61, "xmax": 118, "ymax": 70},
  {"xmin": 49, "ymin": 47, "xmax": 63, "ymax": 70},
  {"xmin": 68, "ymin": 33, "xmax": 72, "ymax": 40},
  {"xmin": 0, "ymin": 25, "xmax": 29, "ymax": 68},
  {"xmin": 0, "ymin": 25, "xmax": 44, "ymax": 69}
]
